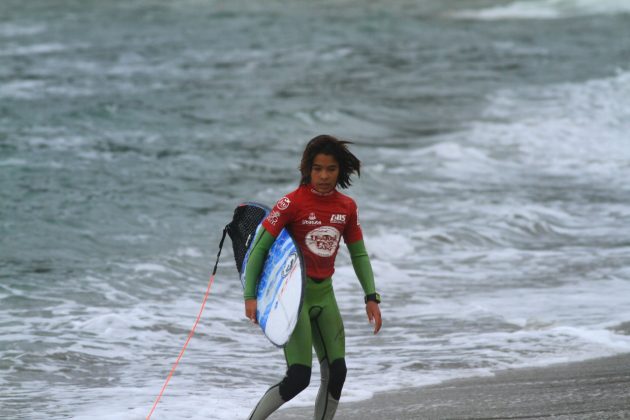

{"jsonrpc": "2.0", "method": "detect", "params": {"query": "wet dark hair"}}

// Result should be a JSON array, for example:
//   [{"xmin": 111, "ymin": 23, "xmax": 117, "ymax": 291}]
[{"xmin": 299, "ymin": 134, "xmax": 361, "ymax": 189}]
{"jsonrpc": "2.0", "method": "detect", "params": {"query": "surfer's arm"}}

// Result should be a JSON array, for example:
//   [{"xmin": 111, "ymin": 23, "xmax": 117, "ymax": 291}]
[
  {"xmin": 348, "ymin": 239, "xmax": 382, "ymax": 334},
  {"xmin": 347, "ymin": 240, "xmax": 376, "ymax": 296},
  {"xmin": 243, "ymin": 227, "xmax": 276, "ymax": 300},
  {"xmin": 344, "ymin": 202, "xmax": 376, "ymax": 296}
]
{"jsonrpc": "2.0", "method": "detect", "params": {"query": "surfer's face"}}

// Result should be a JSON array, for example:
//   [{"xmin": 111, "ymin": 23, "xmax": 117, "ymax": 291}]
[{"xmin": 311, "ymin": 153, "xmax": 339, "ymax": 194}]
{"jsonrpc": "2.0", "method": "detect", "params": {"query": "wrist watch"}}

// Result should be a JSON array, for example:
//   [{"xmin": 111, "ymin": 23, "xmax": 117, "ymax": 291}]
[{"xmin": 364, "ymin": 292, "xmax": 381, "ymax": 304}]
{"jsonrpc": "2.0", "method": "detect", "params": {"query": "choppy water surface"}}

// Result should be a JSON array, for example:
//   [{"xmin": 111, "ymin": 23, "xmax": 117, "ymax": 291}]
[{"xmin": 2, "ymin": 0, "xmax": 630, "ymax": 418}]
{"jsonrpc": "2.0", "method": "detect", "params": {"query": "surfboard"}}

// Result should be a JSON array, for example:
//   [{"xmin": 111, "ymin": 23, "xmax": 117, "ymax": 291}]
[{"xmin": 228, "ymin": 202, "xmax": 305, "ymax": 347}]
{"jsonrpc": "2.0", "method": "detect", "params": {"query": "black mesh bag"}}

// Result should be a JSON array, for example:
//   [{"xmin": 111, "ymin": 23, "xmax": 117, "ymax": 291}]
[{"xmin": 226, "ymin": 202, "xmax": 270, "ymax": 275}]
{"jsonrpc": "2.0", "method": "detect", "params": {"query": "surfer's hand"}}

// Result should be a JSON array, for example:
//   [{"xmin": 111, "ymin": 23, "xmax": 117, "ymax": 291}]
[
  {"xmin": 245, "ymin": 299, "xmax": 258, "ymax": 324},
  {"xmin": 366, "ymin": 301, "xmax": 382, "ymax": 334}
]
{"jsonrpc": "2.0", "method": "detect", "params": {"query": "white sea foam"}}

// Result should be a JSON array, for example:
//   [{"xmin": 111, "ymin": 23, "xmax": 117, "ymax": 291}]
[
  {"xmin": 132, "ymin": 263, "xmax": 172, "ymax": 273},
  {"xmin": 465, "ymin": 277, "xmax": 630, "ymax": 329},
  {"xmin": 452, "ymin": 0, "xmax": 630, "ymax": 20},
  {"xmin": 0, "ymin": 23, "xmax": 47, "ymax": 37},
  {"xmin": 491, "ymin": 41, "xmax": 549, "ymax": 57},
  {"xmin": 24, "ymin": 135, "xmax": 91, "ymax": 150},
  {"xmin": 365, "ymin": 232, "xmax": 415, "ymax": 261},
  {"xmin": 13, "ymin": 164, "xmax": 629, "ymax": 417},
  {"xmin": 0, "ymin": 158, "xmax": 28, "ymax": 166},
  {"xmin": 176, "ymin": 247, "xmax": 204, "ymax": 258},
  {"xmin": 0, "ymin": 79, "xmax": 47, "ymax": 99},
  {"xmin": 0, "ymin": 42, "xmax": 67, "ymax": 56},
  {"xmin": 0, "ymin": 79, "xmax": 93, "ymax": 99}
]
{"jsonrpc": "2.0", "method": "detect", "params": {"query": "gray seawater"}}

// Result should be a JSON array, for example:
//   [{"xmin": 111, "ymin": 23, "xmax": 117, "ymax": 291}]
[{"xmin": 2, "ymin": 0, "xmax": 630, "ymax": 418}]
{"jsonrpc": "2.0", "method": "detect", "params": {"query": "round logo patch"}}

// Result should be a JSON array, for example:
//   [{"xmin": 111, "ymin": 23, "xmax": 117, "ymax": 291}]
[
  {"xmin": 277, "ymin": 197, "xmax": 291, "ymax": 211},
  {"xmin": 305, "ymin": 226, "xmax": 341, "ymax": 257}
]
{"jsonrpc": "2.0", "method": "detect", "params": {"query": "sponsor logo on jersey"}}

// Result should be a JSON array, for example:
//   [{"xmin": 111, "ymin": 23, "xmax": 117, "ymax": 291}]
[
  {"xmin": 302, "ymin": 212, "xmax": 322, "ymax": 225},
  {"xmin": 276, "ymin": 197, "xmax": 291, "ymax": 211},
  {"xmin": 356, "ymin": 208, "xmax": 361, "ymax": 226},
  {"xmin": 267, "ymin": 210, "xmax": 281, "ymax": 225},
  {"xmin": 330, "ymin": 214, "xmax": 346, "ymax": 224},
  {"xmin": 305, "ymin": 226, "xmax": 341, "ymax": 257}
]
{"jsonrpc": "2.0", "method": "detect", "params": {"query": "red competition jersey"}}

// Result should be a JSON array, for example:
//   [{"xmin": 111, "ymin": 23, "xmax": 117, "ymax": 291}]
[{"xmin": 262, "ymin": 184, "xmax": 363, "ymax": 279}]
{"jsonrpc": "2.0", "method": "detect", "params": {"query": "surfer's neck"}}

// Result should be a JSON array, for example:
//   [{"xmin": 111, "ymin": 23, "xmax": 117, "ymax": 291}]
[{"xmin": 308, "ymin": 186, "xmax": 336, "ymax": 197}]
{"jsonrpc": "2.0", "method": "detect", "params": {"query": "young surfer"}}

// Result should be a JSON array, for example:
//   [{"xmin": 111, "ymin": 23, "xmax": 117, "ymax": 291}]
[{"xmin": 244, "ymin": 135, "xmax": 382, "ymax": 420}]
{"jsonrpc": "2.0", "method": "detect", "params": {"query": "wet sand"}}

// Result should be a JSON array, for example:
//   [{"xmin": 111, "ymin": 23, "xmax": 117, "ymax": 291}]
[{"xmin": 270, "ymin": 353, "xmax": 630, "ymax": 419}]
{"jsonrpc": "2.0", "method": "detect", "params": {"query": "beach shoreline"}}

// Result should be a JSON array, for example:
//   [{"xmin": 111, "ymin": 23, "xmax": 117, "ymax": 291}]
[{"xmin": 271, "ymin": 353, "xmax": 630, "ymax": 419}]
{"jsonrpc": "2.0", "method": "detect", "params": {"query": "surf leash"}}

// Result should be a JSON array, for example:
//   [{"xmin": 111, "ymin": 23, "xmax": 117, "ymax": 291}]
[{"xmin": 146, "ymin": 227, "xmax": 228, "ymax": 420}]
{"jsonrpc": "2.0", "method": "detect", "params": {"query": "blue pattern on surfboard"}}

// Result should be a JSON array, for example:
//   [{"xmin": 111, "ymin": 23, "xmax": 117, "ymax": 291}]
[{"xmin": 257, "ymin": 228, "xmax": 296, "ymax": 330}]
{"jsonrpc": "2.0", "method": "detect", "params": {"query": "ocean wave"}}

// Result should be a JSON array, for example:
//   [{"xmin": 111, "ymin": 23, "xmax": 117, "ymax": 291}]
[
  {"xmin": 468, "ymin": 69, "xmax": 630, "ymax": 182},
  {"xmin": 452, "ymin": 0, "xmax": 630, "ymax": 20},
  {"xmin": 361, "ymin": 70, "xmax": 630, "ymax": 194}
]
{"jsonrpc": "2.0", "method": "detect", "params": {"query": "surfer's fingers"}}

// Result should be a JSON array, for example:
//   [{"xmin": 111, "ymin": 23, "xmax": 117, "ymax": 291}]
[
  {"xmin": 366, "ymin": 303, "xmax": 382, "ymax": 334},
  {"xmin": 373, "ymin": 310, "xmax": 382, "ymax": 334},
  {"xmin": 371, "ymin": 306, "xmax": 382, "ymax": 334}
]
